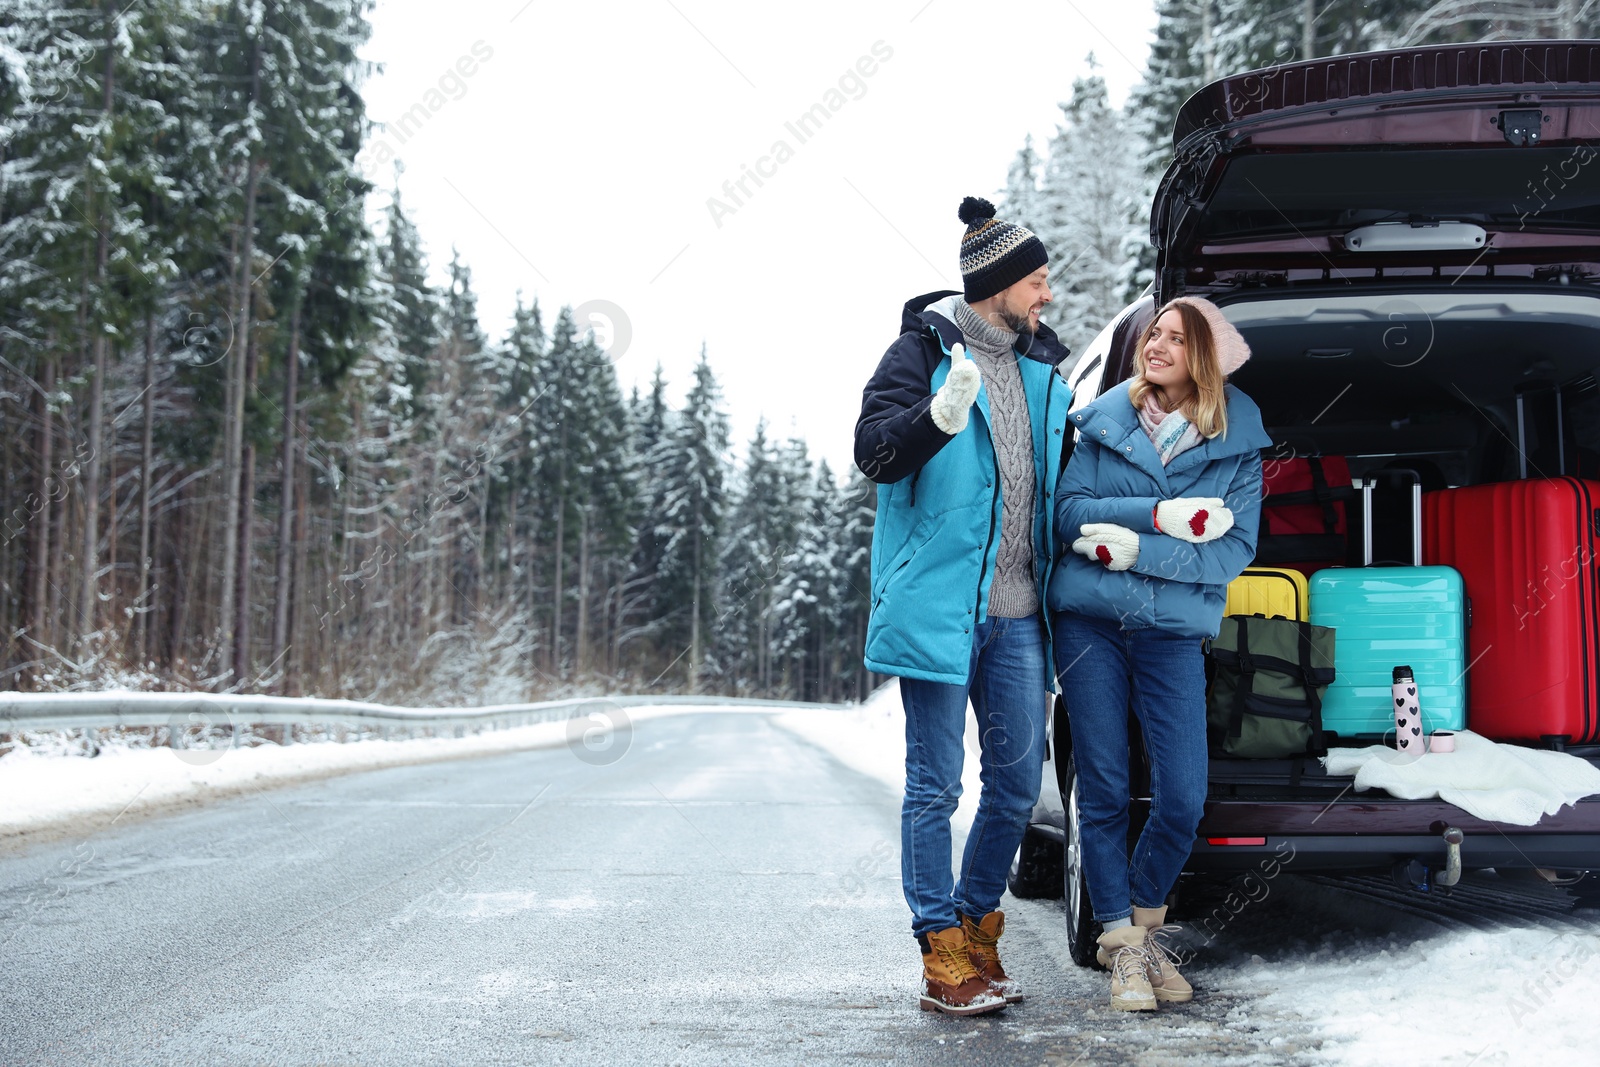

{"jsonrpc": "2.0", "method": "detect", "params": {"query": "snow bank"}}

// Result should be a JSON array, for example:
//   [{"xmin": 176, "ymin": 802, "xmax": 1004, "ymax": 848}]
[
  {"xmin": 1220, "ymin": 924, "xmax": 1600, "ymax": 1066},
  {"xmin": 0, "ymin": 703, "xmax": 757, "ymax": 845}
]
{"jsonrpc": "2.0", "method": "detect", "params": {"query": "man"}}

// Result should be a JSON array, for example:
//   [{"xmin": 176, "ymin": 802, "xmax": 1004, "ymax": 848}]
[{"xmin": 854, "ymin": 197, "xmax": 1072, "ymax": 1016}]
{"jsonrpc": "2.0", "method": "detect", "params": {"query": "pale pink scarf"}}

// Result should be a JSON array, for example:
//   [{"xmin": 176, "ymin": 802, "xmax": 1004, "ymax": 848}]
[{"xmin": 1136, "ymin": 390, "xmax": 1204, "ymax": 466}]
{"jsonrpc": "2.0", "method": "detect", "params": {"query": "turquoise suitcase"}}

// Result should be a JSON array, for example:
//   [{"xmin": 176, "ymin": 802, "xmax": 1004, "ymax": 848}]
[{"xmin": 1307, "ymin": 473, "xmax": 1468, "ymax": 739}]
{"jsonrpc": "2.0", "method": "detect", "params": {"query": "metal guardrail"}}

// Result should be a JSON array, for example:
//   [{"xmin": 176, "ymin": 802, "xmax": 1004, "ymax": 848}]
[{"xmin": 0, "ymin": 692, "xmax": 850, "ymax": 742}]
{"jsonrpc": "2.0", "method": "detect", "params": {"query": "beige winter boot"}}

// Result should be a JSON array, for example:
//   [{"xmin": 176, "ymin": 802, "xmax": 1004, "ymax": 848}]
[
  {"xmin": 1095, "ymin": 925, "xmax": 1156, "ymax": 1011},
  {"xmin": 1133, "ymin": 905, "xmax": 1193, "ymax": 1003}
]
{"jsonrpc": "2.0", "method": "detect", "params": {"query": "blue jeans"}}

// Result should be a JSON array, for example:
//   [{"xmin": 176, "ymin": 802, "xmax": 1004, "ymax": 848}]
[
  {"xmin": 1052, "ymin": 611, "xmax": 1208, "ymax": 923},
  {"xmin": 900, "ymin": 613, "xmax": 1048, "ymax": 938}
]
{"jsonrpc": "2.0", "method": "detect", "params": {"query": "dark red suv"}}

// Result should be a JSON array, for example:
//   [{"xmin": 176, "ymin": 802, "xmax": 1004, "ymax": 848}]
[{"xmin": 1011, "ymin": 40, "xmax": 1600, "ymax": 966}]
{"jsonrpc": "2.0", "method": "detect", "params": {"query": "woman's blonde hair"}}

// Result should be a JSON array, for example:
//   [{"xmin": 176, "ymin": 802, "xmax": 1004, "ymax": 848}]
[{"xmin": 1129, "ymin": 300, "xmax": 1229, "ymax": 438}]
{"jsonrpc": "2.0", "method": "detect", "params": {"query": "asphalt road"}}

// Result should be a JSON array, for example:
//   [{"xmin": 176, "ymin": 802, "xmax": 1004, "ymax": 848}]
[{"xmin": 1, "ymin": 712, "xmax": 1322, "ymax": 1066}]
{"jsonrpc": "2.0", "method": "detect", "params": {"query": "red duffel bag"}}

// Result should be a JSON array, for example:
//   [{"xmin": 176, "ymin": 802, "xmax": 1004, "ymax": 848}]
[{"xmin": 1254, "ymin": 454, "xmax": 1353, "ymax": 576}]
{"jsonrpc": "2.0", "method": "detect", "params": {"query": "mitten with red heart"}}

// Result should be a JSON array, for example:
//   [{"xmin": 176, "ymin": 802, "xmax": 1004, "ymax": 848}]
[
  {"xmin": 1072, "ymin": 523, "xmax": 1140, "ymax": 572},
  {"xmin": 1154, "ymin": 497, "xmax": 1234, "ymax": 544}
]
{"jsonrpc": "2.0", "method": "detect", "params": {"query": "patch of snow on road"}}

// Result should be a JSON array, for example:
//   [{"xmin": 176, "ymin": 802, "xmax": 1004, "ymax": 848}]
[{"xmin": 458, "ymin": 891, "xmax": 599, "ymax": 919}]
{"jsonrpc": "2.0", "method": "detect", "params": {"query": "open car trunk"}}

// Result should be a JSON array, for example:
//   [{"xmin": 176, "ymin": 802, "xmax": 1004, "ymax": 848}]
[
  {"xmin": 1222, "ymin": 285, "xmax": 1600, "ymax": 494},
  {"xmin": 1153, "ymin": 41, "xmax": 1600, "ymax": 306}
]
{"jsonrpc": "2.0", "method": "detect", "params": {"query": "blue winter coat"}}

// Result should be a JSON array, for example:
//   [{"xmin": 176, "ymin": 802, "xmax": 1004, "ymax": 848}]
[
  {"xmin": 855, "ymin": 292, "xmax": 1074, "ymax": 686},
  {"xmin": 1046, "ymin": 380, "xmax": 1270, "ymax": 638}
]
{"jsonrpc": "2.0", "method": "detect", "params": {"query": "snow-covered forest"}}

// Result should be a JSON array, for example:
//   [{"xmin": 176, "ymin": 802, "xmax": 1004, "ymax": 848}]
[
  {"xmin": 1, "ymin": 1, "xmax": 1595, "ymax": 705},
  {"xmin": 1000, "ymin": 0, "xmax": 1600, "ymax": 358},
  {"xmin": 0, "ymin": 1, "xmax": 875, "ymax": 703}
]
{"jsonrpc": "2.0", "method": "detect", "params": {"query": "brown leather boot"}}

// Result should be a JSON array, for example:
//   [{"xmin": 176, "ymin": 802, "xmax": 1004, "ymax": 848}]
[
  {"xmin": 918, "ymin": 926, "xmax": 1008, "ymax": 1016},
  {"xmin": 1132, "ymin": 905, "xmax": 1193, "ymax": 1003},
  {"xmin": 959, "ymin": 909, "xmax": 1024, "ymax": 1003}
]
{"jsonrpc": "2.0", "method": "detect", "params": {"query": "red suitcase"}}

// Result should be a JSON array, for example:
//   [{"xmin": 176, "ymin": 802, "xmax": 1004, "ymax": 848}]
[{"xmin": 1423, "ymin": 477, "xmax": 1600, "ymax": 746}]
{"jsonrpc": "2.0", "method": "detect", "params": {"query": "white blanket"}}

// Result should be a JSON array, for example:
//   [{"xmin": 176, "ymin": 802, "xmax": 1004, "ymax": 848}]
[{"xmin": 1321, "ymin": 730, "xmax": 1600, "ymax": 826}]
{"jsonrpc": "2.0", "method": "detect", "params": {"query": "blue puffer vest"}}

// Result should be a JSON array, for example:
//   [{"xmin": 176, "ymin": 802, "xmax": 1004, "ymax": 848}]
[
  {"xmin": 855, "ymin": 292, "xmax": 1074, "ymax": 686},
  {"xmin": 1046, "ymin": 379, "xmax": 1270, "ymax": 638}
]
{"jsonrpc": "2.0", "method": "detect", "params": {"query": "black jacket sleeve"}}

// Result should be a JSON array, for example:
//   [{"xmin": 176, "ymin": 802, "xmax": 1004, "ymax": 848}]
[{"xmin": 853, "ymin": 331, "xmax": 957, "ymax": 485}]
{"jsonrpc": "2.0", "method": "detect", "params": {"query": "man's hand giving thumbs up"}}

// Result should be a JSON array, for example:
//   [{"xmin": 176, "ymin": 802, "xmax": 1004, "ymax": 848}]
[{"xmin": 929, "ymin": 343, "xmax": 983, "ymax": 435}]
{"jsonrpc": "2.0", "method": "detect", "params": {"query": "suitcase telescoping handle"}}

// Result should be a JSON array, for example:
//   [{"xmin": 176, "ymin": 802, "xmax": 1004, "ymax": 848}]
[
  {"xmin": 1359, "ymin": 468, "xmax": 1423, "ymax": 567},
  {"xmin": 1515, "ymin": 384, "xmax": 1567, "ymax": 478}
]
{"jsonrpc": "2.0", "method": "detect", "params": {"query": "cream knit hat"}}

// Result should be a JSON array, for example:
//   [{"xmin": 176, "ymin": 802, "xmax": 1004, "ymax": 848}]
[{"xmin": 1166, "ymin": 296, "xmax": 1251, "ymax": 376}]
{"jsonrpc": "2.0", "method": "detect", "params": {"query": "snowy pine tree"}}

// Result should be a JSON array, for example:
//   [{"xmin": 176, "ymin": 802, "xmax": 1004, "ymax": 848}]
[
  {"xmin": 838, "ymin": 466, "xmax": 879, "ymax": 702},
  {"xmin": 377, "ymin": 188, "xmax": 441, "ymax": 431},
  {"xmin": 486, "ymin": 294, "xmax": 546, "ymax": 649},
  {"xmin": 566, "ymin": 321, "xmax": 635, "ymax": 677},
  {"xmin": 714, "ymin": 420, "xmax": 789, "ymax": 692},
  {"xmin": 1030, "ymin": 63, "xmax": 1141, "ymax": 359},
  {"xmin": 769, "ymin": 460, "xmax": 847, "ymax": 702},
  {"xmin": 1002, "ymin": 134, "xmax": 1045, "ymax": 235},
  {"xmin": 618, "ymin": 365, "xmax": 674, "ymax": 678},
  {"xmin": 655, "ymin": 349, "xmax": 730, "ymax": 691}
]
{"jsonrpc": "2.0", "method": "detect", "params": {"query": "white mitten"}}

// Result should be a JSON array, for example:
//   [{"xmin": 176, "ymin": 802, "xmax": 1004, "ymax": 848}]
[
  {"xmin": 929, "ymin": 343, "xmax": 982, "ymax": 435},
  {"xmin": 1072, "ymin": 523, "xmax": 1140, "ymax": 572},
  {"xmin": 1155, "ymin": 497, "xmax": 1234, "ymax": 543}
]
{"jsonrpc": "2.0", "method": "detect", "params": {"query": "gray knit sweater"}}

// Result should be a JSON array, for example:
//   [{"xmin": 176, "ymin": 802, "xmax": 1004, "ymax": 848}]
[{"xmin": 951, "ymin": 299, "xmax": 1038, "ymax": 619}]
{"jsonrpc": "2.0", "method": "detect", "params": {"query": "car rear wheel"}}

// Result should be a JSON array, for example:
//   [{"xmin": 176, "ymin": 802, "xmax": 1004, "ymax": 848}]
[
  {"xmin": 1062, "ymin": 753, "xmax": 1100, "ymax": 968},
  {"xmin": 1008, "ymin": 823, "xmax": 1065, "ymax": 900}
]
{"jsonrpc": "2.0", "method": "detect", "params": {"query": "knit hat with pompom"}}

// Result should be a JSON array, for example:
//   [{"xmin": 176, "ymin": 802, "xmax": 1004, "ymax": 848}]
[{"xmin": 957, "ymin": 196, "xmax": 1047, "ymax": 303}]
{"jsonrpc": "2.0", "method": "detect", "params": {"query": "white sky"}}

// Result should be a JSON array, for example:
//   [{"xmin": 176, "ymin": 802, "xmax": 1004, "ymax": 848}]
[{"xmin": 358, "ymin": 0, "xmax": 1162, "ymax": 477}]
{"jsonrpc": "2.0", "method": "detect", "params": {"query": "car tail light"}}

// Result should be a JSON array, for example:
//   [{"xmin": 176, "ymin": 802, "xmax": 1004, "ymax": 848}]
[{"xmin": 1205, "ymin": 837, "xmax": 1267, "ymax": 846}]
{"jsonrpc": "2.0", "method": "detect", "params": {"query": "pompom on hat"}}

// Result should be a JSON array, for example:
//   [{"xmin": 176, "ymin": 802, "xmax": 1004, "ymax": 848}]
[
  {"xmin": 957, "ymin": 196, "xmax": 1048, "ymax": 303},
  {"xmin": 1164, "ymin": 295, "xmax": 1251, "ymax": 376}
]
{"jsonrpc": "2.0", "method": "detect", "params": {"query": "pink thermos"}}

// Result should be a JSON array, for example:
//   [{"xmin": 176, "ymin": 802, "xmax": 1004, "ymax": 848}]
[{"xmin": 1393, "ymin": 666, "xmax": 1424, "ymax": 756}]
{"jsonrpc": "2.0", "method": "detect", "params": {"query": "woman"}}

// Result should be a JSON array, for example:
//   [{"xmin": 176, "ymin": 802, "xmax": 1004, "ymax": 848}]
[{"xmin": 1047, "ymin": 296, "xmax": 1268, "ymax": 1011}]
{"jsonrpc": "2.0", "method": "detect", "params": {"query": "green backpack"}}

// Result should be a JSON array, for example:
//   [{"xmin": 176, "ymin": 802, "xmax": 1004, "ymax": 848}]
[{"xmin": 1207, "ymin": 614, "xmax": 1336, "ymax": 759}]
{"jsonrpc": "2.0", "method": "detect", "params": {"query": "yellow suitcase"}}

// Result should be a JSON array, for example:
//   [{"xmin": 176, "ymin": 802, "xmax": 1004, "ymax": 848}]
[{"xmin": 1225, "ymin": 567, "xmax": 1309, "ymax": 621}]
